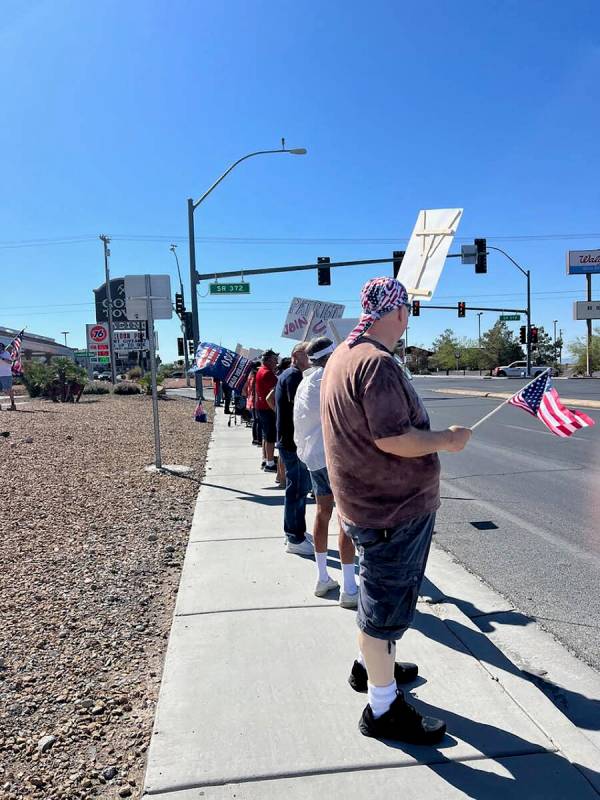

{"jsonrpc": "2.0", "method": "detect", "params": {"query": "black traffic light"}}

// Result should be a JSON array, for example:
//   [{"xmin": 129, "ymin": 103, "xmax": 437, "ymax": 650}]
[
  {"xmin": 475, "ymin": 238, "xmax": 487, "ymax": 274},
  {"xmin": 412, "ymin": 300, "xmax": 420, "ymax": 316},
  {"xmin": 519, "ymin": 325, "xmax": 527, "ymax": 344},
  {"xmin": 177, "ymin": 337, "xmax": 184, "ymax": 357},
  {"xmin": 184, "ymin": 311, "xmax": 193, "ymax": 341},
  {"xmin": 393, "ymin": 250, "xmax": 405, "ymax": 278},
  {"xmin": 317, "ymin": 256, "xmax": 331, "ymax": 286},
  {"xmin": 188, "ymin": 339, "xmax": 195, "ymax": 355},
  {"xmin": 530, "ymin": 326, "xmax": 538, "ymax": 344},
  {"xmin": 458, "ymin": 301, "xmax": 466, "ymax": 318},
  {"xmin": 175, "ymin": 292, "xmax": 185, "ymax": 317}
]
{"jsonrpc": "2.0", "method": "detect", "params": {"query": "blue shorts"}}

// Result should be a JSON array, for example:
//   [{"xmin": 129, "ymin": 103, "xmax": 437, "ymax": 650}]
[
  {"xmin": 0, "ymin": 376, "xmax": 13, "ymax": 392},
  {"xmin": 341, "ymin": 512, "xmax": 435, "ymax": 641},
  {"xmin": 309, "ymin": 466, "xmax": 332, "ymax": 497},
  {"xmin": 256, "ymin": 409, "xmax": 276, "ymax": 443}
]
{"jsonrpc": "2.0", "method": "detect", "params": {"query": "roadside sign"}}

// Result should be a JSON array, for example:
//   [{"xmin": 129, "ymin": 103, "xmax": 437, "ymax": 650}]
[
  {"xmin": 87, "ymin": 323, "xmax": 112, "ymax": 361},
  {"xmin": 454, "ymin": 351, "xmax": 461, "ymax": 359},
  {"xmin": 282, "ymin": 297, "xmax": 345, "ymax": 341},
  {"xmin": 500, "ymin": 314, "xmax": 521, "ymax": 321},
  {"xmin": 74, "ymin": 349, "xmax": 91, "ymax": 357},
  {"xmin": 124, "ymin": 274, "xmax": 172, "ymax": 321},
  {"xmin": 573, "ymin": 301, "xmax": 600, "ymax": 320},
  {"xmin": 566, "ymin": 250, "xmax": 600, "ymax": 275},
  {"xmin": 98, "ymin": 356, "xmax": 110, "ymax": 364},
  {"xmin": 89, "ymin": 324, "xmax": 108, "ymax": 343},
  {"xmin": 209, "ymin": 282, "xmax": 250, "ymax": 295}
]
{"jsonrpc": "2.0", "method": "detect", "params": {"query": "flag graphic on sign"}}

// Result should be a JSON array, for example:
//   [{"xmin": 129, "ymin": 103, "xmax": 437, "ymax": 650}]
[
  {"xmin": 9, "ymin": 329, "xmax": 24, "ymax": 376},
  {"xmin": 193, "ymin": 342, "xmax": 252, "ymax": 392},
  {"xmin": 508, "ymin": 370, "xmax": 595, "ymax": 437},
  {"xmin": 195, "ymin": 344, "xmax": 221, "ymax": 371}
]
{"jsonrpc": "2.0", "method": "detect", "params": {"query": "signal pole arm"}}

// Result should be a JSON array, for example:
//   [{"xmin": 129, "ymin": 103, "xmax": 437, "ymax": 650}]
[{"xmin": 375, "ymin": 426, "xmax": 471, "ymax": 458}]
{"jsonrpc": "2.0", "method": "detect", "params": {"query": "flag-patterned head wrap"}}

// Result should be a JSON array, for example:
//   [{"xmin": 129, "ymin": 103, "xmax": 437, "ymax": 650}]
[{"xmin": 346, "ymin": 277, "xmax": 409, "ymax": 345}]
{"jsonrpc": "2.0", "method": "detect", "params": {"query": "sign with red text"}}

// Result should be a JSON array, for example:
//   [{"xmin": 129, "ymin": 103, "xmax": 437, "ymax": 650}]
[
  {"xmin": 566, "ymin": 250, "xmax": 600, "ymax": 275},
  {"xmin": 86, "ymin": 323, "xmax": 111, "ymax": 360},
  {"xmin": 282, "ymin": 297, "xmax": 345, "ymax": 341}
]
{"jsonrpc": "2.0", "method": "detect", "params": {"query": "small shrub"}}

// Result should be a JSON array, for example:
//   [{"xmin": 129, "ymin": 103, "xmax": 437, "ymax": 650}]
[
  {"xmin": 113, "ymin": 381, "xmax": 142, "ymax": 395},
  {"xmin": 127, "ymin": 366, "xmax": 143, "ymax": 380},
  {"xmin": 83, "ymin": 380, "xmax": 110, "ymax": 395}
]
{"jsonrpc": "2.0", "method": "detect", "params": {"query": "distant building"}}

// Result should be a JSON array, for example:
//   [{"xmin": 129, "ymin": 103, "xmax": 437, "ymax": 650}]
[
  {"xmin": 406, "ymin": 346, "xmax": 433, "ymax": 373},
  {"xmin": 0, "ymin": 326, "xmax": 76, "ymax": 362}
]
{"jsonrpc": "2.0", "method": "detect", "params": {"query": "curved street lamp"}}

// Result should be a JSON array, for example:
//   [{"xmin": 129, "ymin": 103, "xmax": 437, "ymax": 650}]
[{"xmin": 187, "ymin": 142, "xmax": 308, "ymax": 398}]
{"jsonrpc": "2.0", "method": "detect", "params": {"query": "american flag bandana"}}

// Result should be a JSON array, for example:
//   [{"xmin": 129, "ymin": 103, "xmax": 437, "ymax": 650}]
[
  {"xmin": 10, "ymin": 329, "xmax": 24, "ymax": 376},
  {"xmin": 508, "ymin": 370, "xmax": 595, "ymax": 437},
  {"xmin": 346, "ymin": 277, "xmax": 409, "ymax": 346}
]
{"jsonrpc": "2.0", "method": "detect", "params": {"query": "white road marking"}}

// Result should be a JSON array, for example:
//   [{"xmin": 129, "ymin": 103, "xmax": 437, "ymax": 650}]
[{"xmin": 504, "ymin": 424, "xmax": 586, "ymax": 441}]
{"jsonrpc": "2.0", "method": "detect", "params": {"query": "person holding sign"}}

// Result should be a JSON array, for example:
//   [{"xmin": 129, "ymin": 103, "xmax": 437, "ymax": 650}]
[{"xmin": 321, "ymin": 276, "xmax": 471, "ymax": 745}]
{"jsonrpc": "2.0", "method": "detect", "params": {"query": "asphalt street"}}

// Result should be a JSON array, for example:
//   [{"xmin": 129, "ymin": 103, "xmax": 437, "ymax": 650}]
[
  {"xmin": 420, "ymin": 375, "xmax": 600, "ymax": 401},
  {"xmin": 415, "ymin": 377, "xmax": 600, "ymax": 671}
]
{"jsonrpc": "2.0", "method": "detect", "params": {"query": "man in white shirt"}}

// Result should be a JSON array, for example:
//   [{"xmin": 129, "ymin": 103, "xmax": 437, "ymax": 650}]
[
  {"xmin": 0, "ymin": 343, "xmax": 17, "ymax": 411},
  {"xmin": 293, "ymin": 337, "xmax": 358, "ymax": 606}
]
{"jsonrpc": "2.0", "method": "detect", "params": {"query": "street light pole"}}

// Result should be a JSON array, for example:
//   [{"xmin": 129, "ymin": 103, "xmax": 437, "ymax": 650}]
[
  {"xmin": 187, "ymin": 141, "xmax": 307, "ymax": 400},
  {"xmin": 488, "ymin": 246, "xmax": 532, "ymax": 377},
  {"xmin": 553, "ymin": 319, "xmax": 558, "ymax": 364},
  {"xmin": 477, "ymin": 312, "xmax": 483, "ymax": 375},
  {"xmin": 170, "ymin": 244, "xmax": 191, "ymax": 387},
  {"xmin": 99, "ymin": 234, "xmax": 117, "ymax": 384},
  {"xmin": 61, "ymin": 331, "xmax": 70, "ymax": 347}
]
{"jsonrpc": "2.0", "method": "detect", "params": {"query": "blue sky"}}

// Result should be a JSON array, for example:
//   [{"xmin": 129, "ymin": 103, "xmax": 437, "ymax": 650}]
[{"xmin": 2, "ymin": 0, "xmax": 599, "ymax": 362}]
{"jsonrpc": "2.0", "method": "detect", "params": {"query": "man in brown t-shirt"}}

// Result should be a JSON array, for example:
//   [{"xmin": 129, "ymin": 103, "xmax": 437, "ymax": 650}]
[{"xmin": 321, "ymin": 276, "xmax": 471, "ymax": 745}]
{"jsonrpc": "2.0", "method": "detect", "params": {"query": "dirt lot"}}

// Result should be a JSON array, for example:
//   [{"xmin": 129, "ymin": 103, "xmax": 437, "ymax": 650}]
[{"xmin": 0, "ymin": 394, "xmax": 213, "ymax": 799}]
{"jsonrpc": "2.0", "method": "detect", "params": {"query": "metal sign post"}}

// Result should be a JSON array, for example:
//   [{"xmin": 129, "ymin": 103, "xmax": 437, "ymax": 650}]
[{"xmin": 145, "ymin": 275, "xmax": 162, "ymax": 470}]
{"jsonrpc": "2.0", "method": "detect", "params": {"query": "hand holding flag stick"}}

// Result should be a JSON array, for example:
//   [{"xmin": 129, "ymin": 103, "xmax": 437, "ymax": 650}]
[{"xmin": 471, "ymin": 369, "xmax": 595, "ymax": 437}]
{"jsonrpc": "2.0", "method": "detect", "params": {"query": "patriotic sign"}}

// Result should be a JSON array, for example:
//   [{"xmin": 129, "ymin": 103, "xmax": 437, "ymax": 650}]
[
  {"xmin": 508, "ymin": 371, "xmax": 595, "ymax": 437},
  {"xmin": 9, "ymin": 329, "xmax": 24, "ymax": 376},
  {"xmin": 193, "ymin": 342, "xmax": 252, "ymax": 392}
]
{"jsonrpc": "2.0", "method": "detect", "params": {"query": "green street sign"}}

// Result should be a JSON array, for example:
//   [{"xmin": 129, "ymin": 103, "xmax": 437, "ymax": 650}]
[
  {"xmin": 500, "ymin": 314, "xmax": 521, "ymax": 321},
  {"xmin": 75, "ymin": 349, "xmax": 90, "ymax": 356},
  {"xmin": 209, "ymin": 282, "xmax": 250, "ymax": 295}
]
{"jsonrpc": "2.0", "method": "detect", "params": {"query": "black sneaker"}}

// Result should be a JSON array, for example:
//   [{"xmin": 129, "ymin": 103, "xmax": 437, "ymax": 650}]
[
  {"xmin": 261, "ymin": 460, "xmax": 266, "ymax": 469},
  {"xmin": 359, "ymin": 692, "xmax": 446, "ymax": 745},
  {"xmin": 263, "ymin": 463, "xmax": 277, "ymax": 472},
  {"xmin": 348, "ymin": 660, "xmax": 418, "ymax": 693}
]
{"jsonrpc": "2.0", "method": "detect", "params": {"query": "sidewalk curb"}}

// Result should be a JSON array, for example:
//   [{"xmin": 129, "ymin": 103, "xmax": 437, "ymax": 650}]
[{"xmin": 431, "ymin": 388, "xmax": 600, "ymax": 410}]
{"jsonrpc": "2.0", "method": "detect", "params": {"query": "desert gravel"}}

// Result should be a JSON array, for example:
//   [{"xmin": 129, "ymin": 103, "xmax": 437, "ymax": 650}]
[{"xmin": 0, "ymin": 394, "xmax": 213, "ymax": 799}]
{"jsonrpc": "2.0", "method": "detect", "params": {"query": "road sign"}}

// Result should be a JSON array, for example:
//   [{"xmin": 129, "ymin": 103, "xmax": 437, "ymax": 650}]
[
  {"xmin": 566, "ymin": 250, "xmax": 600, "ymax": 275},
  {"xmin": 124, "ymin": 274, "xmax": 173, "ymax": 321},
  {"xmin": 74, "ymin": 349, "xmax": 91, "ymax": 357},
  {"xmin": 98, "ymin": 356, "xmax": 110, "ymax": 364},
  {"xmin": 209, "ymin": 282, "xmax": 251, "ymax": 295},
  {"xmin": 454, "ymin": 351, "xmax": 461, "ymax": 359},
  {"xmin": 573, "ymin": 301, "xmax": 600, "ymax": 320},
  {"xmin": 89, "ymin": 324, "xmax": 108, "ymax": 342},
  {"xmin": 500, "ymin": 314, "xmax": 521, "ymax": 321}
]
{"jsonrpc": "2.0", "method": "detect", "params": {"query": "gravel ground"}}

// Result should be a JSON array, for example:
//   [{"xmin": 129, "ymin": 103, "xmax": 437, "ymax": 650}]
[{"xmin": 0, "ymin": 394, "xmax": 213, "ymax": 800}]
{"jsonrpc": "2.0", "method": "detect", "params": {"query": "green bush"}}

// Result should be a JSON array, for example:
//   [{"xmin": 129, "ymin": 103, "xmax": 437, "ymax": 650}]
[
  {"xmin": 127, "ymin": 366, "xmax": 143, "ymax": 380},
  {"xmin": 113, "ymin": 381, "xmax": 142, "ymax": 395},
  {"xmin": 83, "ymin": 380, "xmax": 110, "ymax": 395},
  {"xmin": 22, "ymin": 361, "xmax": 54, "ymax": 398},
  {"xmin": 21, "ymin": 358, "xmax": 87, "ymax": 399}
]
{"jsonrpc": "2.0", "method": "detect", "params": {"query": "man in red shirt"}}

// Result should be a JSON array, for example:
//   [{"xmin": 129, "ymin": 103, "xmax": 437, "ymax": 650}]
[{"xmin": 254, "ymin": 349, "xmax": 279, "ymax": 472}]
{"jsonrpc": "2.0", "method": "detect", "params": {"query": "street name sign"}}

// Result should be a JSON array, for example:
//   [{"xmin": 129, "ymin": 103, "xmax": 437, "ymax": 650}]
[
  {"xmin": 566, "ymin": 250, "xmax": 600, "ymax": 275},
  {"xmin": 209, "ymin": 282, "xmax": 250, "ymax": 295},
  {"xmin": 500, "ymin": 314, "xmax": 521, "ymax": 321},
  {"xmin": 573, "ymin": 301, "xmax": 600, "ymax": 320},
  {"xmin": 74, "ymin": 349, "xmax": 91, "ymax": 357}
]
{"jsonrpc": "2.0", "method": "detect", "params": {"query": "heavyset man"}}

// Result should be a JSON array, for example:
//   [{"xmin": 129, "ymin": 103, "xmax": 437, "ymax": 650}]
[
  {"xmin": 293, "ymin": 336, "xmax": 358, "ymax": 605},
  {"xmin": 321, "ymin": 276, "xmax": 471, "ymax": 745}
]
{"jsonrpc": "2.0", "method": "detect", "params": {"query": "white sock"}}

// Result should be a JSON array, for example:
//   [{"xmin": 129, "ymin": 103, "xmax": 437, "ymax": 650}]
[
  {"xmin": 357, "ymin": 651, "xmax": 365, "ymax": 667},
  {"xmin": 266, "ymin": 460, "xmax": 275, "ymax": 467},
  {"xmin": 315, "ymin": 552, "xmax": 329, "ymax": 583},
  {"xmin": 342, "ymin": 563, "xmax": 357, "ymax": 594},
  {"xmin": 368, "ymin": 680, "xmax": 397, "ymax": 719}
]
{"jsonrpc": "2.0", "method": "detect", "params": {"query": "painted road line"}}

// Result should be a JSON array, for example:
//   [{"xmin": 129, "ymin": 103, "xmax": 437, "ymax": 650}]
[{"xmin": 432, "ymin": 388, "xmax": 600, "ymax": 410}]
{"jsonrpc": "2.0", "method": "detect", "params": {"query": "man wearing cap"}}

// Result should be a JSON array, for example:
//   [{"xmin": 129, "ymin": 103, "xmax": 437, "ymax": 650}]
[
  {"xmin": 255, "ymin": 349, "xmax": 279, "ymax": 472},
  {"xmin": 321, "ymin": 276, "xmax": 471, "ymax": 745},
  {"xmin": 293, "ymin": 336, "xmax": 359, "ymax": 605}
]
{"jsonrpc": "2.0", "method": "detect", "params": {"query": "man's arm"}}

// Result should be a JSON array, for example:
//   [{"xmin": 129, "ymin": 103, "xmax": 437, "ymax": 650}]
[
  {"xmin": 375, "ymin": 425, "xmax": 471, "ymax": 457},
  {"xmin": 266, "ymin": 388, "xmax": 276, "ymax": 411}
]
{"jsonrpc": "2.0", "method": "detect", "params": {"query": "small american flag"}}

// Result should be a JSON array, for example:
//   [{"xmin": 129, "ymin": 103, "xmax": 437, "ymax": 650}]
[
  {"xmin": 10, "ymin": 329, "xmax": 24, "ymax": 376},
  {"xmin": 509, "ymin": 370, "xmax": 595, "ymax": 437},
  {"xmin": 195, "ymin": 344, "xmax": 221, "ymax": 371}
]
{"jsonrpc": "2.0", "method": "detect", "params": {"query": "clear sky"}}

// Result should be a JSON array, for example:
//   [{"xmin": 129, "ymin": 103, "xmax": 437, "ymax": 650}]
[{"xmin": 2, "ymin": 0, "xmax": 599, "ymax": 362}]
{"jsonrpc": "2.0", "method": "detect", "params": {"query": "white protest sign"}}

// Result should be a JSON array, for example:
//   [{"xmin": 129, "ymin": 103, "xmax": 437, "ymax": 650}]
[
  {"xmin": 399, "ymin": 208, "xmax": 463, "ymax": 300},
  {"xmin": 326, "ymin": 318, "xmax": 359, "ymax": 344},
  {"xmin": 282, "ymin": 297, "xmax": 345, "ymax": 341}
]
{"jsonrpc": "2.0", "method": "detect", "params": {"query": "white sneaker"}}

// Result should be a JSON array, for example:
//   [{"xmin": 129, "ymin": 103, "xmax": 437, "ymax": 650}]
[
  {"xmin": 340, "ymin": 591, "xmax": 359, "ymax": 609},
  {"xmin": 285, "ymin": 538, "xmax": 314, "ymax": 556},
  {"xmin": 314, "ymin": 577, "xmax": 339, "ymax": 597}
]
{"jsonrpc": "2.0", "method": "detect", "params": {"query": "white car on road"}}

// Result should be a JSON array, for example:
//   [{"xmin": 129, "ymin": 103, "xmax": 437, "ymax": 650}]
[{"xmin": 493, "ymin": 361, "xmax": 550, "ymax": 378}]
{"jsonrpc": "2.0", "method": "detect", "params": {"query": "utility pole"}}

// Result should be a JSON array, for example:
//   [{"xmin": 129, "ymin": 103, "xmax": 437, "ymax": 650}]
[
  {"xmin": 61, "ymin": 331, "xmax": 70, "ymax": 347},
  {"xmin": 586, "ymin": 274, "xmax": 593, "ymax": 376},
  {"xmin": 170, "ymin": 244, "xmax": 191, "ymax": 387},
  {"xmin": 477, "ymin": 312, "xmax": 483, "ymax": 375},
  {"xmin": 99, "ymin": 235, "xmax": 117, "ymax": 384}
]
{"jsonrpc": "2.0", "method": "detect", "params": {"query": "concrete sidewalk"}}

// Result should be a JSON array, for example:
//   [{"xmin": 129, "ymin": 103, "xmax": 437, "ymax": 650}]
[{"xmin": 143, "ymin": 413, "xmax": 600, "ymax": 799}]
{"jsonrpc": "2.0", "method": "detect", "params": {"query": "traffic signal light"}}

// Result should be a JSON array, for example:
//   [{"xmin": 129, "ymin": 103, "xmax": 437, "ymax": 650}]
[
  {"xmin": 412, "ymin": 300, "xmax": 420, "ymax": 316},
  {"xmin": 458, "ymin": 301, "xmax": 466, "ymax": 318},
  {"xmin": 520, "ymin": 325, "xmax": 527, "ymax": 344},
  {"xmin": 530, "ymin": 326, "xmax": 538, "ymax": 344},
  {"xmin": 184, "ymin": 311, "xmax": 193, "ymax": 341},
  {"xmin": 317, "ymin": 256, "xmax": 331, "ymax": 286},
  {"xmin": 393, "ymin": 250, "xmax": 405, "ymax": 278},
  {"xmin": 475, "ymin": 238, "xmax": 487, "ymax": 274},
  {"xmin": 175, "ymin": 292, "xmax": 185, "ymax": 317},
  {"xmin": 177, "ymin": 337, "xmax": 184, "ymax": 357},
  {"xmin": 188, "ymin": 340, "xmax": 195, "ymax": 355}
]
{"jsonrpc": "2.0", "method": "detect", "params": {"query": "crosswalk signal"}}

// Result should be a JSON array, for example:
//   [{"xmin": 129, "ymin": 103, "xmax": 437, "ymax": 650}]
[
  {"xmin": 475, "ymin": 238, "xmax": 488, "ymax": 274},
  {"xmin": 519, "ymin": 325, "xmax": 527, "ymax": 344},
  {"xmin": 393, "ymin": 250, "xmax": 405, "ymax": 278},
  {"xmin": 530, "ymin": 326, "xmax": 538, "ymax": 344},
  {"xmin": 412, "ymin": 300, "xmax": 420, "ymax": 316},
  {"xmin": 317, "ymin": 256, "xmax": 331, "ymax": 286},
  {"xmin": 458, "ymin": 301, "xmax": 466, "ymax": 318},
  {"xmin": 175, "ymin": 292, "xmax": 185, "ymax": 317}
]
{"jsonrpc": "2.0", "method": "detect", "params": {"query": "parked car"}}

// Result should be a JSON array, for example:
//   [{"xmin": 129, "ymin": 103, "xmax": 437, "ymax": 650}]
[
  {"xmin": 97, "ymin": 371, "xmax": 112, "ymax": 381},
  {"xmin": 492, "ymin": 361, "xmax": 550, "ymax": 378}
]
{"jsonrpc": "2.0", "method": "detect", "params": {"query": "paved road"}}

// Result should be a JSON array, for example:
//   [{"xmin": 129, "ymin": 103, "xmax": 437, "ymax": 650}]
[
  {"xmin": 414, "ymin": 377, "xmax": 600, "ymax": 671},
  {"xmin": 418, "ymin": 375, "xmax": 600, "ymax": 401}
]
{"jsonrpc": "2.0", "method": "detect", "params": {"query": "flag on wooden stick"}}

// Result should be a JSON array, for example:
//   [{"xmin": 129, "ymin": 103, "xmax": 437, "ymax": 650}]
[{"xmin": 508, "ymin": 370, "xmax": 594, "ymax": 437}]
